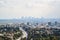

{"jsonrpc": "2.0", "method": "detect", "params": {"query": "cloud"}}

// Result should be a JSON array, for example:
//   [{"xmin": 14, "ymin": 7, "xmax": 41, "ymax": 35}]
[{"xmin": 0, "ymin": 0, "xmax": 60, "ymax": 19}]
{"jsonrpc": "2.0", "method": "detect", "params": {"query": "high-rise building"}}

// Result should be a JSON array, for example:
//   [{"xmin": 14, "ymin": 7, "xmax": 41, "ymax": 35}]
[{"xmin": 48, "ymin": 22, "xmax": 51, "ymax": 26}]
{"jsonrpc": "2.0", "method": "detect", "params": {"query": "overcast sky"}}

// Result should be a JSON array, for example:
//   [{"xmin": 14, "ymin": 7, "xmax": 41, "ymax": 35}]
[{"xmin": 0, "ymin": 0, "xmax": 60, "ymax": 19}]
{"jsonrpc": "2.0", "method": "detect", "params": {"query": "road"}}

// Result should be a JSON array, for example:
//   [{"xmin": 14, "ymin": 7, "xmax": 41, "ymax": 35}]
[{"xmin": 16, "ymin": 27, "xmax": 28, "ymax": 40}]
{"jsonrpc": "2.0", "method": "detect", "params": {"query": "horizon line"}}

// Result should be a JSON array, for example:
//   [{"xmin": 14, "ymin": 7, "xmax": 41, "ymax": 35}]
[{"xmin": 0, "ymin": 16, "xmax": 60, "ymax": 19}]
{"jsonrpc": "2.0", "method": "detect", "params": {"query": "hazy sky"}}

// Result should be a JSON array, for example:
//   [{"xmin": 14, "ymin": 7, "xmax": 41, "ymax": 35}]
[{"xmin": 0, "ymin": 0, "xmax": 60, "ymax": 19}]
